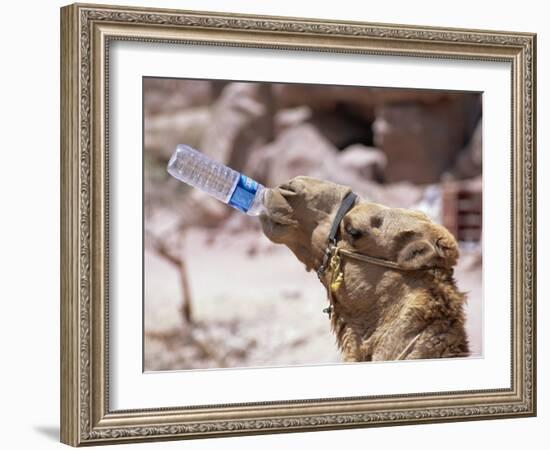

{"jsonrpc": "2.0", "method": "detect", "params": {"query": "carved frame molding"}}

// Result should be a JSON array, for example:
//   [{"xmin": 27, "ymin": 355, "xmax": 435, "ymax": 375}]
[{"xmin": 60, "ymin": 3, "xmax": 536, "ymax": 446}]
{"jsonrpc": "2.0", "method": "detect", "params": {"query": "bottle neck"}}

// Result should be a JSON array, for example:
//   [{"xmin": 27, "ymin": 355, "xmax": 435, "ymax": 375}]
[{"xmin": 245, "ymin": 185, "xmax": 268, "ymax": 216}]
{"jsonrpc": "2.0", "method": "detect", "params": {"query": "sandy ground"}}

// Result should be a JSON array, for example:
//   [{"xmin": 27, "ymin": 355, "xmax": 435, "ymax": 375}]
[{"xmin": 144, "ymin": 223, "xmax": 482, "ymax": 371}]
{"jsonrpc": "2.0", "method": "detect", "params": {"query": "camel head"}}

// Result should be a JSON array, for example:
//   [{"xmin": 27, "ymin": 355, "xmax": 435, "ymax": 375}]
[
  {"xmin": 260, "ymin": 176, "xmax": 466, "ymax": 361},
  {"xmin": 260, "ymin": 176, "xmax": 459, "ymax": 277}
]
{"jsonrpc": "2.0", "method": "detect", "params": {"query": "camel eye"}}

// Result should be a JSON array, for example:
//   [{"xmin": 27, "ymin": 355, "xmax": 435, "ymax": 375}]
[{"xmin": 345, "ymin": 224, "xmax": 363, "ymax": 239}]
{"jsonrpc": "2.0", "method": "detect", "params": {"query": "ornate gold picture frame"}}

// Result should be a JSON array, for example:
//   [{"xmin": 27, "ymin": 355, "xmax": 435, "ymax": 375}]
[{"xmin": 60, "ymin": 3, "xmax": 536, "ymax": 446}]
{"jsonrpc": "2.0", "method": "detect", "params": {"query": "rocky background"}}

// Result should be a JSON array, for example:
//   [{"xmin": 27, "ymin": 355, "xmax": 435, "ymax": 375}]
[{"xmin": 143, "ymin": 78, "xmax": 483, "ymax": 371}]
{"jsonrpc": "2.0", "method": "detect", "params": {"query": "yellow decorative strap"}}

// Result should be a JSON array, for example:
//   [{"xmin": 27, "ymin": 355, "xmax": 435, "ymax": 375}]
[{"xmin": 329, "ymin": 251, "xmax": 344, "ymax": 294}]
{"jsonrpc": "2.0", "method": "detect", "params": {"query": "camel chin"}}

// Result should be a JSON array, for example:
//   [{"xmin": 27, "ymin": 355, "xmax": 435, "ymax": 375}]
[{"xmin": 260, "ymin": 175, "xmax": 470, "ymax": 362}]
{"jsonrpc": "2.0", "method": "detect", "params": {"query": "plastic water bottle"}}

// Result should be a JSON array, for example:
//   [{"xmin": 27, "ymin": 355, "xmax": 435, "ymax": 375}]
[{"xmin": 167, "ymin": 144, "xmax": 268, "ymax": 216}]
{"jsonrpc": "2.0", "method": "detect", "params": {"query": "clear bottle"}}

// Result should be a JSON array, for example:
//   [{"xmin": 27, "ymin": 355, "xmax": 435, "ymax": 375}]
[{"xmin": 167, "ymin": 144, "xmax": 267, "ymax": 216}]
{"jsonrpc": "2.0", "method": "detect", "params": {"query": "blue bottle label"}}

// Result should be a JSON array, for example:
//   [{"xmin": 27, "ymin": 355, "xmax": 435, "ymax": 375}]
[{"xmin": 228, "ymin": 174, "xmax": 258, "ymax": 212}]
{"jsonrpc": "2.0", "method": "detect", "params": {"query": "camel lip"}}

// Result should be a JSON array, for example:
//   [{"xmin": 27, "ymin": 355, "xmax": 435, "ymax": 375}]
[
  {"xmin": 261, "ymin": 188, "xmax": 298, "ymax": 226},
  {"xmin": 259, "ymin": 212, "xmax": 295, "ymax": 244},
  {"xmin": 261, "ymin": 213, "xmax": 296, "ymax": 227},
  {"xmin": 260, "ymin": 217, "xmax": 288, "ymax": 236}
]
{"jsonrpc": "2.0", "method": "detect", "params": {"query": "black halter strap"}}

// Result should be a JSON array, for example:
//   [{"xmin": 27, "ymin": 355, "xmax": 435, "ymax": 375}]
[
  {"xmin": 328, "ymin": 191, "xmax": 358, "ymax": 245},
  {"xmin": 317, "ymin": 191, "xmax": 357, "ymax": 279}
]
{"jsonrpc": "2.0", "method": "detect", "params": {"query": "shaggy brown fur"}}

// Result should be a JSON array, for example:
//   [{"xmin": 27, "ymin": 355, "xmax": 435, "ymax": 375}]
[{"xmin": 260, "ymin": 176, "xmax": 469, "ymax": 362}]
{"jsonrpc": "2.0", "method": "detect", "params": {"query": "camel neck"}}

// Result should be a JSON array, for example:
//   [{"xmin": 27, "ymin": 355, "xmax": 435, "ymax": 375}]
[{"xmin": 327, "ymin": 268, "xmax": 463, "ymax": 362}]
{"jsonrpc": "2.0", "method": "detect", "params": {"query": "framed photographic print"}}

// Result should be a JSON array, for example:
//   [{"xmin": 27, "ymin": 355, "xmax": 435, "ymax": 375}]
[{"xmin": 60, "ymin": 3, "xmax": 536, "ymax": 446}]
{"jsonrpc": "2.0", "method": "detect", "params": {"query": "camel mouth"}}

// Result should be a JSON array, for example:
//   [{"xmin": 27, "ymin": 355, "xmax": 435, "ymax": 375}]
[
  {"xmin": 261, "ymin": 187, "xmax": 298, "ymax": 226},
  {"xmin": 259, "ymin": 186, "xmax": 300, "ymax": 243}
]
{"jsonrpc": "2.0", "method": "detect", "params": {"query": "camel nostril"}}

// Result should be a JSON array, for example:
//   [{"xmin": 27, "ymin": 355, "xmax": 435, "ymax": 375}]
[
  {"xmin": 279, "ymin": 188, "xmax": 298, "ymax": 198},
  {"xmin": 277, "ymin": 183, "xmax": 298, "ymax": 198},
  {"xmin": 279, "ymin": 181, "xmax": 296, "ymax": 191},
  {"xmin": 278, "ymin": 182, "xmax": 293, "ymax": 191}
]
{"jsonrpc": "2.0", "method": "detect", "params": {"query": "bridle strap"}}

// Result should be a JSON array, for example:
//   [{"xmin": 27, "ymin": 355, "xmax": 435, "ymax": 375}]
[
  {"xmin": 328, "ymin": 191, "xmax": 358, "ymax": 246},
  {"xmin": 317, "ymin": 191, "xmax": 357, "ymax": 279},
  {"xmin": 338, "ymin": 248, "xmax": 426, "ymax": 271}
]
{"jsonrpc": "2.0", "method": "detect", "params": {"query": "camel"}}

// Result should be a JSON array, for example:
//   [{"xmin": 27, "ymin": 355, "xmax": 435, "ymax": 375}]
[{"xmin": 259, "ymin": 176, "xmax": 469, "ymax": 362}]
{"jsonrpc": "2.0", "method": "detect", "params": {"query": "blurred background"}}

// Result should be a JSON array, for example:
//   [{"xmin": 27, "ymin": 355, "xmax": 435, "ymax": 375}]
[{"xmin": 143, "ymin": 78, "xmax": 483, "ymax": 371}]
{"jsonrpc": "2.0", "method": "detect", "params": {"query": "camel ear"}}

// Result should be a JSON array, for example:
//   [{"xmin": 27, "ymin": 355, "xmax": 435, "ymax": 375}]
[{"xmin": 397, "ymin": 236, "xmax": 458, "ymax": 270}]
